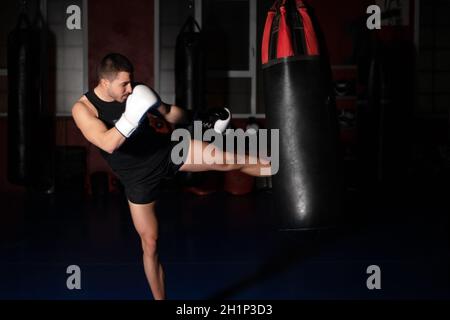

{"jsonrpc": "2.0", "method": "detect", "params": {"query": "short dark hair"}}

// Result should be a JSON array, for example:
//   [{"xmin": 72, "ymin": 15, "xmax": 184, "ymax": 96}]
[{"xmin": 97, "ymin": 53, "xmax": 134, "ymax": 81}]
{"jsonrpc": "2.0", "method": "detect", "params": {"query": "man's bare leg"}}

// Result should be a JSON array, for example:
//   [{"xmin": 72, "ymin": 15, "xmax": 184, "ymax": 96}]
[
  {"xmin": 128, "ymin": 201, "xmax": 165, "ymax": 300},
  {"xmin": 179, "ymin": 139, "xmax": 271, "ymax": 176}
]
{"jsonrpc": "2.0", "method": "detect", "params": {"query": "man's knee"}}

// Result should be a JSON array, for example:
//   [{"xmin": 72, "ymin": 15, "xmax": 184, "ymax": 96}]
[
  {"xmin": 212, "ymin": 162, "xmax": 239, "ymax": 172},
  {"xmin": 140, "ymin": 234, "xmax": 158, "ymax": 256}
]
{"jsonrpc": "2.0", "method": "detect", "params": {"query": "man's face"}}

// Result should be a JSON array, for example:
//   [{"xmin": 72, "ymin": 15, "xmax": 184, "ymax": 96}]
[{"xmin": 106, "ymin": 71, "xmax": 133, "ymax": 103}]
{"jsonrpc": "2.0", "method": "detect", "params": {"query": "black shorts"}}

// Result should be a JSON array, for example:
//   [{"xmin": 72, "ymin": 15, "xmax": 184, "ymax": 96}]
[{"xmin": 113, "ymin": 140, "xmax": 186, "ymax": 205}]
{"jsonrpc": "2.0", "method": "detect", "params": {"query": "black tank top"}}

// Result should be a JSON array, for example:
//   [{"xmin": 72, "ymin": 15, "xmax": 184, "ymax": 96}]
[{"xmin": 84, "ymin": 90, "xmax": 171, "ymax": 173}]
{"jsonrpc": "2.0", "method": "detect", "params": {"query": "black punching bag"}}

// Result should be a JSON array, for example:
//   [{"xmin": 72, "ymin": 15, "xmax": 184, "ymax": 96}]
[
  {"xmin": 360, "ymin": 39, "xmax": 384, "ymax": 188},
  {"xmin": 175, "ymin": 16, "xmax": 205, "ymax": 113},
  {"xmin": 7, "ymin": 6, "xmax": 54, "ymax": 192},
  {"xmin": 30, "ymin": 7, "xmax": 55, "ymax": 193},
  {"xmin": 262, "ymin": 0, "xmax": 342, "ymax": 230},
  {"xmin": 175, "ymin": 16, "xmax": 215, "ymax": 194},
  {"xmin": 7, "ymin": 13, "xmax": 34, "ymax": 186}
]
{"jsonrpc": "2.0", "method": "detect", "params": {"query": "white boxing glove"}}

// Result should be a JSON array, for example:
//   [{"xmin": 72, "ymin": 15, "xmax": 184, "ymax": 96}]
[
  {"xmin": 198, "ymin": 107, "xmax": 231, "ymax": 134},
  {"xmin": 213, "ymin": 107, "xmax": 231, "ymax": 134},
  {"xmin": 115, "ymin": 85, "xmax": 161, "ymax": 138}
]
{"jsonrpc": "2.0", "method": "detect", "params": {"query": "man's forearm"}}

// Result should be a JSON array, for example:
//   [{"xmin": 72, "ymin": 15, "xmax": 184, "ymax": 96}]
[{"xmin": 100, "ymin": 127, "xmax": 126, "ymax": 154}]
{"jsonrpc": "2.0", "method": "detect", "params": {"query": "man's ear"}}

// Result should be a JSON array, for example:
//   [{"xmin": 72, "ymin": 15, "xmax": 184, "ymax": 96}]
[{"xmin": 100, "ymin": 78, "xmax": 110, "ymax": 88}]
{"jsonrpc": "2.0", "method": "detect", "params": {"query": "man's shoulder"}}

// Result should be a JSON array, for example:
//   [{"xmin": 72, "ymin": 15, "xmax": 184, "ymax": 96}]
[
  {"xmin": 77, "ymin": 94, "xmax": 89, "ymax": 104},
  {"xmin": 72, "ymin": 95, "xmax": 98, "ymax": 117},
  {"xmin": 72, "ymin": 96, "xmax": 88, "ymax": 113}
]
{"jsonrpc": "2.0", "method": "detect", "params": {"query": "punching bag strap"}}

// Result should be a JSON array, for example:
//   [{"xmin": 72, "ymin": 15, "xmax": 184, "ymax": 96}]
[
  {"xmin": 180, "ymin": 15, "xmax": 202, "ymax": 33},
  {"xmin": 261, "ymin": 1, "xmax": 278, "ymax": 64},
  {"xmin": 295, "ymin": 0, "xmax": 319, "ymax": 55},
  {"xmin": 15, "ymin": 12, "xmax": 31, "ymax": 30},
  {"xmin": 276, "ymin": 0, "xmax": 294, "ymax": 60}
]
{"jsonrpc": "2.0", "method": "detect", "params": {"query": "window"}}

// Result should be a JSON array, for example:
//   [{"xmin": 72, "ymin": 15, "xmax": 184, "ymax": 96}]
[
  {"xmin": 156, "ymin": 0, "xmax": 259, "ymax": 117},
  {"xmin": 47, "ymin": 0, "xmax": 87, "ymax": 115},
  {"xmin": 202, "ymin": 0, "xmax": 257, "ymax": 116}
]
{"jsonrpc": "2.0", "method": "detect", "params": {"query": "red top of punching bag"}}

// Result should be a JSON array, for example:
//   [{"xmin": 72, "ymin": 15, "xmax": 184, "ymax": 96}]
[
  {"xmin": 277, "ymin": 5, "xmax": 295, "ymax": 59},
  {"xmin": 262, "ymin": 0, "xmax": 319, "ymax": 64}
]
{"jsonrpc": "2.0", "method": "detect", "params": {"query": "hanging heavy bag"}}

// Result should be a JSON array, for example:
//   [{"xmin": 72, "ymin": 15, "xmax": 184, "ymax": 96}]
[
  {"xmin": 175, "ymin": 16, "xmax": 205, "ymax": 113},
  {"xmin": 175, "ymin": 16, "xmax": 215, "ymax": 194},
  {"xmin": 7, "ymin": 13, "xmax": 34, "ymax": 186},
  {"xmin": 30, "ymin": 9, "xmax": 55, "ymax": 193},
  {"xmin": 7, "ymin": 7, "xmax": 55, "ymax": 193},
  {"xmin": 262, "ymin": 0, "xmax": 342, "ymax": 230}
]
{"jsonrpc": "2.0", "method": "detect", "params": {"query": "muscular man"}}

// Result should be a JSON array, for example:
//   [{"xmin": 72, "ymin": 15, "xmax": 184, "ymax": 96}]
[{"xmin": 72, "ymin": 53, "xmax": 271, "ymax": 300}]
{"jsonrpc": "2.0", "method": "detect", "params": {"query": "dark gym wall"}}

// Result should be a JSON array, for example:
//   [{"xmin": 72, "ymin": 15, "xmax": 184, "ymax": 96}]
[{"xmin": 88, "ymin": 0, "xmax": 155, "ymax": 89}]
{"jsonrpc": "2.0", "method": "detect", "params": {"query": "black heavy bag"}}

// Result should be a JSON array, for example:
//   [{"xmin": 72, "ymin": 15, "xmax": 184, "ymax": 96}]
[
  {"xmin": 29, "ymin": 9, "xmax": 55, "ymax": 193},
  {"xmin": 262, "ymin": 0, "xmax": 342, "ymax": 230},
  {"xmin": 7, "ymin": 13, "xmax": 34, "ymax": 186},
  {"xmin": 7, "ymin": 8, "xmax": 55, "ymax": 192},
  {"xmin": 175, "ymin": 16, "xmax": 210, "ymax": 192},
  {"xmin": 358, "ymin": 39, "xmax": 384, "ymax": 189},
  {"xmin": 175, "ymin": 16, "xmax": 205, "ymax": 113}
]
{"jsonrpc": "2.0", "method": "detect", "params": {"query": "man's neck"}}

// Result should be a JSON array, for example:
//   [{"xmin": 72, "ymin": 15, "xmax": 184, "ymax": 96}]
[{"xmin": 94, "ymin": 86, "xmax": 114, "ymax": 102}]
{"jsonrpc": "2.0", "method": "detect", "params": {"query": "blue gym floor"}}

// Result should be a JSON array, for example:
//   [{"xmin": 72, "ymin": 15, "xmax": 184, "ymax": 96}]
[{"xmin": 0, "ymin": 182, "xmax": 449, "ymax": 300}]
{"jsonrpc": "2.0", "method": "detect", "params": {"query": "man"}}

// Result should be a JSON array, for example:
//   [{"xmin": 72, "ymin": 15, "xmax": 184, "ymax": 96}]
[{"xmin": 72, "ymin": 53, "xmax": 271, "ymax": 300}]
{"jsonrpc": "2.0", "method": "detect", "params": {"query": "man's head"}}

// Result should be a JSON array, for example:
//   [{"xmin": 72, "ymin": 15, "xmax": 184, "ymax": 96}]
[{"xmin": 97, "ymin": 53, "xmax": 134, "ymax": 102}]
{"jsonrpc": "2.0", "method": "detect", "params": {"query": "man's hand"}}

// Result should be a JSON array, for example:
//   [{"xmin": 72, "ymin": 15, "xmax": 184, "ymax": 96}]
[
  {"xmin": 198, "ymin": 107, "xmax": 231, "ymax": 134},
  {"xmin": 115, "ymin": 85, "xmax": 161, "ymax": 138}
]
